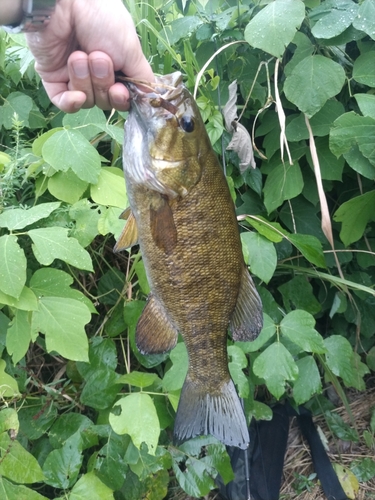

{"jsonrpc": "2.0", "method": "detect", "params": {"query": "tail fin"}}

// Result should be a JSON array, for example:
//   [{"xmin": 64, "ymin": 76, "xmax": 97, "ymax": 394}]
[{"xmin": 174, "ymin": 376, "xmax": 249, "ymax": 450}]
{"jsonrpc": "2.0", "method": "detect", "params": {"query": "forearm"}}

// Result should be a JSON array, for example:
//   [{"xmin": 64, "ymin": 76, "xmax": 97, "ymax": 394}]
[{"xmin": 0, "ymin": 0, "xmax": 23, "ymax": 26}]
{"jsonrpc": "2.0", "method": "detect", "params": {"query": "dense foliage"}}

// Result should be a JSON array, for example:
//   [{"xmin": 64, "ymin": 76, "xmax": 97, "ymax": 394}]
[{"xmin": 0, "ymin": 0, "xmax": 375, "ymax": 498}]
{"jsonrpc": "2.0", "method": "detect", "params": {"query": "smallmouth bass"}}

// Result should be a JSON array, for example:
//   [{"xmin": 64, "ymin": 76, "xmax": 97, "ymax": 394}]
[{"xmin": 115, "ymin": 72, "xmax": 263, "ymax": 449}]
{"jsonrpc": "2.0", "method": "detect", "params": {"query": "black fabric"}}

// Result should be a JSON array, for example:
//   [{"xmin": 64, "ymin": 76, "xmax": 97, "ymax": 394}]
[{"xmin": 216, "ymin": 403, "xmax": 348, "ymax": 500}]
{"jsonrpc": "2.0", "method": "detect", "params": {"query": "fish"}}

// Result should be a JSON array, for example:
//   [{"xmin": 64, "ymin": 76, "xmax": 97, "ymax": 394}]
[{"xmin": 115, "ymin": 72, "xmax": 263, "ymax": 450}]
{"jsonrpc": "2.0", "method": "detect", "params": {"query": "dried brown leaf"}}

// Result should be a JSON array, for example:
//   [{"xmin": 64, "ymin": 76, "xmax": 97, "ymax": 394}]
[{"xmin": 226, "ymin": 122, "xmax": 256, "ymax": 171}]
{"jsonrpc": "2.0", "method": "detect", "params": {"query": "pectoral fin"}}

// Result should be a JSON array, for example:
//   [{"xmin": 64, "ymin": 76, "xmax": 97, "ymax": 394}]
[
  {"xmin": 113, "ymin": 209, "xmax": 138, "ymax": 252},
  {"xmin": 136, "ymin": 293, "xmax": 178, "ymax": 354},
  {"xmin": 230, "ymin": 266, "xmax": 263, "ymax": 341},
  {"xmin": 150, "ymin": 197, "xmax": 177, "ymax": 254}
]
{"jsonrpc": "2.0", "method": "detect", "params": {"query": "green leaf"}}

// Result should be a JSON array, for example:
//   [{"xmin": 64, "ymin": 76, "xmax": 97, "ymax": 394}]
[
  {"xmin": 42, "ymin": 129, "xmax": 101, "ymax": 183},
  {"xmin": 0, "ymin": 202, "xmax": 60, "ymax": 230},
  {"xmin": 69, "ymin": 199, "xmax": 101, "ymax": 248},
  {"xmin": 333, "ymin": 191, "xmax": 375, "ymax": 246},
  {"xmin": 43, "ymin": 432, "xmax": 83, "ymax": 489},
  {"xmin": 293, "ymin": 356, "xmax": 322, "ymax": 405},
  {"xmin": 32, "ymin": 297, "xmax": 90, "ymax": 361},
  {"xmin": 0, "ymin": 478, "xmax": 48, "ymax": 500},
  {"xmin": 48, "ymin": 169, "xmax": 88, "ymax": 204},
  {"xmin": 90, "ymin": 167, "xmax": 127, "ymax": 208},
  {"xmin": 48, "ymin": 413, "xmax": 97, "ymax": 450},
  {"xmin": 171, "ymin": 451, "xmax": 215, "ymax": 497},
  {"xmin": 162, "ymin": 342, "xmax": 188, "ymax": 392},
  {"xmin": 0, "ymin": 433, "xmax": 44, "ymax": 483},
  {"xmin": 0, "ymin": 408, "xmax": 19, "ymax": 434},
  {"xmin": 330, "ymin": 112, "xmax": 375, "ymax": 165},
  {"xmin": 0, "ymin": 234, "xmax": 26, "ymax": 299},
  {"xmin": 279, "ymin": 275, "xmax": 321, "ymax": 315},
  {"xmin": 18, "ymin": 400, "xmax": 57, "ymax": 441},
  {"xmin": 98, "ymin": 206, "xmax": 126, "ymax": 240},
  {"xmin": 6, "ymin": 309, "xmax": 31, "ymax": 364},
  {"xmin": 354, "ymin": 94, "xmax": 375, "ymax": 120},
  {"xmin": 324, "ymin": 335, "xmax": 354, "ymax": 384},
  {"xmin": 0, "ymin": 92, "xmax": 33, "ymax": 129},
  {"xmin": 244, "ymin": 0, "xmax": 305, "ymax": 58},
  {"xmin": 284, "ymin": 55, "xmax": 346, "ymax": 117},
  {"xmin": 109, "ymin": 393, "xmax": 160, "ymax": 455},
  {"xmin": 204, "ymin": 444, "xmax": 234, "ymax": 485},
  {"xmin": 70, "ymin": 472, "xmax": 114, "ymax": 500},
  {"xmin": 228, "ymin": 345, "xmax": 249, "ymax": 398},
  {"xmin": 241, "ymin": 232, "xmax": 277, "ymax": 283},
  {"xmin": 0, "ymin": 359, "xmax": 20, "ymax": 398},
  {"xmin": 281, "ymin": 310, "xmax": 326, "ymax": 353},
  {"xmin": 288, "ymin": 233, "xmax": 326, "ymax": 268},
  {"xmin": 245, "ymin": 217, "xmax": 283, "ymax": 243},
  {"xmin": 117, "ymin": 371, "xmax": 160, "ymax": 389},
  {"xmin": 306, "ymin": 136, "xmax": 345, "ymax": 181},
  {"xmin": 63, "ymin": 107, "xmax": 107, "ymax": 140},
  {"xmin": 252, "ymin": 342, "xmax": 298, "ymax": 399},
  {"xmin": 0, "ymin": 286, "xmax": 38, "ymax": 311},
  {"xmin": 311, "ymin": 2, "xmax": 358, "ymax": 39},
  {"xmin": 353, "ymin": 51, "xmax": 375, "ymax": 87},
  {"xmin": 80, "ymin": 368, "xmax": 119, "ymax": 409},
  {"xmin": 351, "ymin": 458, "xmax": 375, "ymax": 482},
  {"xmin": 353, "ymin": 0, "xmax": 375, "ymax": 40},
  {"xmin": 325, "ymin": 411, "xmax": 359, "ymax": 442},
  {"xmin": 28, "ymin": 227, "xmax": 93, "ymax": 271},
  {"xmin": 263, "ymin": 162, "xmax": 304, "ymax": 213}
]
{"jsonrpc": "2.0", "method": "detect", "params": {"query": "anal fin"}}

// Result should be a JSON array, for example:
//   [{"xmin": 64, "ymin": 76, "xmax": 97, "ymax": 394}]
[
  {"xmin": 230, "ymin": 266, "xmax": 263, "ymax": 341},
  {"xmin": 113, "ymin": 209, "xmax": 138, "ymax": 252},
  {"xmin": 136, "ymin": 294, "xmax": 178, "ymax": 354}
]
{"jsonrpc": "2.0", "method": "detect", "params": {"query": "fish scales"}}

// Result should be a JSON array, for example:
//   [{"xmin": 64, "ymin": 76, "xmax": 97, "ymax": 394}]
[{"xmin": 115, "ymin": 72, "xmax": 263, "ymax": 449}]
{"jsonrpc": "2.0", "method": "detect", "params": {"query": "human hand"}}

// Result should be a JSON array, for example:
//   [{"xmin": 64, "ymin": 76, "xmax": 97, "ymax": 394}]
[{"xmin": 25, "ymin": 0, "xmax": 154, "ymax": 112}]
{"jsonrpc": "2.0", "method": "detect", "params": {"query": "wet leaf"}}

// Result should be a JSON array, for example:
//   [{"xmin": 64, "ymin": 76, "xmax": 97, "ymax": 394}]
[
  {"xmin": 0, "ymin": 235, "xmax": 26, "ymax": 299},
  {"xmin": 90, "ymin": 167, "xmax": 127, "ymax": 209}
]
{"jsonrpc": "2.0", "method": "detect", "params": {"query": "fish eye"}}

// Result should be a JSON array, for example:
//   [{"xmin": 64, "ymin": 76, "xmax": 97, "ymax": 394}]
[{"xmin": 179, "ymin": 115, "xmax": 195, "ymax": 133}]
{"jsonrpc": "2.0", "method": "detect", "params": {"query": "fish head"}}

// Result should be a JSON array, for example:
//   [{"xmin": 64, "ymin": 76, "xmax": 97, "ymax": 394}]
[{"xmin": 123, "ymin": 72, "xmax": 211, "ymax": 198}]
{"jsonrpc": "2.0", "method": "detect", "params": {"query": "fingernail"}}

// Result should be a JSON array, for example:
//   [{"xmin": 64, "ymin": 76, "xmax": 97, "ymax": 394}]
[
  {"xmin": 91, "ymin": 59, "xmax": 110, "ymax": 79},
  {"xmin": 72, "ymin": 59, "xmax": 89, "ymax": 78}
]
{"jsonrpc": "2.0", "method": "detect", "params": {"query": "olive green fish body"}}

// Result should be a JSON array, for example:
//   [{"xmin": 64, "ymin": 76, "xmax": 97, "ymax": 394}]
[{"xmin": 118, "ymin": 73, "xmax": 263, "ymax": 449}]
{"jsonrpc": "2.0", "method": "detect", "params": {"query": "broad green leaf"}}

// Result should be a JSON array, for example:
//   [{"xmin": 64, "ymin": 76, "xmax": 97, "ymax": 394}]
[
  {"xmin": 28, "ymin": 227, "xmax": 93, "ymax": 271},
  {"xmin": 0, "ymin": 359, "xmax": 20, "ymax": 398},
  {"xmin": 69, "ymin": 472, "xmax": 114, "ymax": 500},
  {"xmin": 244, "ymin": 0, "xmax": 305, "ymax": 58},
  {"xmin": 48, "ymin": 169, "xmax": 88, "ymax": 204},
  {"xmin": 238, "ymin": 313, "xmax": 276, "ymax": 353},
  {"xmin": 0, "ymin": 408, "xmax": 19, "ymax": 434},
  {"xmin": 353, "ymin": 0, "xmax": 375, "ymax": 40},
  {"xmin": 306, "ymin": 136, "xmax": 345, "ymax": 181},
  {"xmin": 252, "ymin": 342, "xmax": 298, "ymax": 399},
  {"xmin": 0, "ymin": 477, "xmax": 48, "ymax": 500},
  {"xmin": 354, "ymin": 94, "xmax": 375, "ymax": 119},
  {"xmin": 162, "ymin": 342, "xmax": 188, "ymax": 392},
  {"xmin": 284, "ymin": 55, "xmax": 345, "ymax": 117},
  {"xmin": 42, "ymin": 129, "xmax": 101, "ymax": 183},
  {"xmin": 346, "ymin": 145, "xmax": 375, "ymax": 179},
  {"xmin": 30, "ymin": 267, "xmax": 95, "ymax": 312},
  {"xmin": 48, "ymin": 413, "xmax": 97, "ymax": 450},
  {"xmin": 43, "ymin": 432, "xmax": 83, "ymax": 488},
  {"xmin": 0, "ymin": 202, "xmax": 60, "ymax": 230},
  {"xmin": 351, "ymin": 458, "xmax": 375, "ymax": 483},
  {"xmin": 263, "ymin": 162, "xmax": 304, "ymax": 213},
  {"xmin": 117, "ymin": 371, "xmax": 160, "ymax": 388},
  {"xmin": 241, "ymin": 232, "xmax": 277, "ymax": 283},
  {"xmin": 69, "ymin": 199, "xmax": 101, "ymax": 248},
  {"xmin": 324, "ymin": 335, "xmax": 354, "ymax": 384},
  {"xmin": 288, "ymin": 233, "xmax": 326, "ymax": 268},
  {"xmin": 109, "ymin": 393, "xmax": 160, "ymax": 455},
  {"xmin": 0, "ymin": 286, "xmax": 38, "ymax": 311},
  {"xmin": 228, "ymin": 345, "xmax": 249, "ymax": 398},
  {"xmin": 32, "ymin": 128, "xmax": 63, "ymax": 156},
  {"xmin": 204, "ymin": 444, "xmax": 234, "ymax": 485},
  {"xmin": 245, "ymin": 217, "xmax": 283, "ymax": 243},
  {"xmin": 63, "ymin": 107, "xmax": 107, "ymax": 140},
  {"xmin": 32, "ymin": 297, "xmax": 90, "ymax": 361},
  {"xmin": 352, "ymin": 51, "xmax": 375, "ymax": 87},
  {"xmin": 279, "ymin": 197, "xmax": 325, "ymax": 241},
  {"xmin": 278, "ymin": 275, "xmax": 321, "ymax": 315},
  {"xmin": 284, "ymin": 32, "xmax": 314, "ymax": 77},
  {"xmin": 6, "ymin": 309, "xmax": 31, "ymax": 364},
  {"xmin": 249, "ymin": 400, "xmax": 273, "ymax": 421},
  {"xmin": 311, "ymin": 3, "xmax": 358, "ymax": 39},
  {"xmin": 171, "ymin": 452, "xmax": 215, "ymax": 498},
  {"xmin": 0, "ymin": 92, "xmax": 33, "ymax": 129},
  {"xmin": 80, "ymin": 368, "xmax": 119, "ymax": 409},
  {"xmin": 0, "ymin": 433, "xmax": 44, "ymax": 483},
  {"xmin": 0, "ymin": 234, "xmax": 26, "ymax": 298},
  {"xmin": 18, "ymin": 400, "xmax": 58, "ymax": 441},
  {"xmin": 333, "ymin": 191, "xmax": 375, "ymax": 246},
  {"xmin": 330, "ymin": 112, "xmax": 375, "ymax": 165},
  {"xmin": 90, "ymin": 167, "xmax": 127, "ymax": 208},
  {"xmin": 293, "ymin": 356, "xmax": 322, "ymax": 405},
  {"xmin": 281, "ymin": 310, "xmax": 326, "ymax": 353},
  {"xmin": 325, "ymin": 411, "xmax": 359, "ymax": 442},
  {"xmin": 94, "ymin": 434, "xmax": 129, "ymax": 490},
  {"xmin": 98, "ymin": 206, "xmax": 126, "ymax": 240}
]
